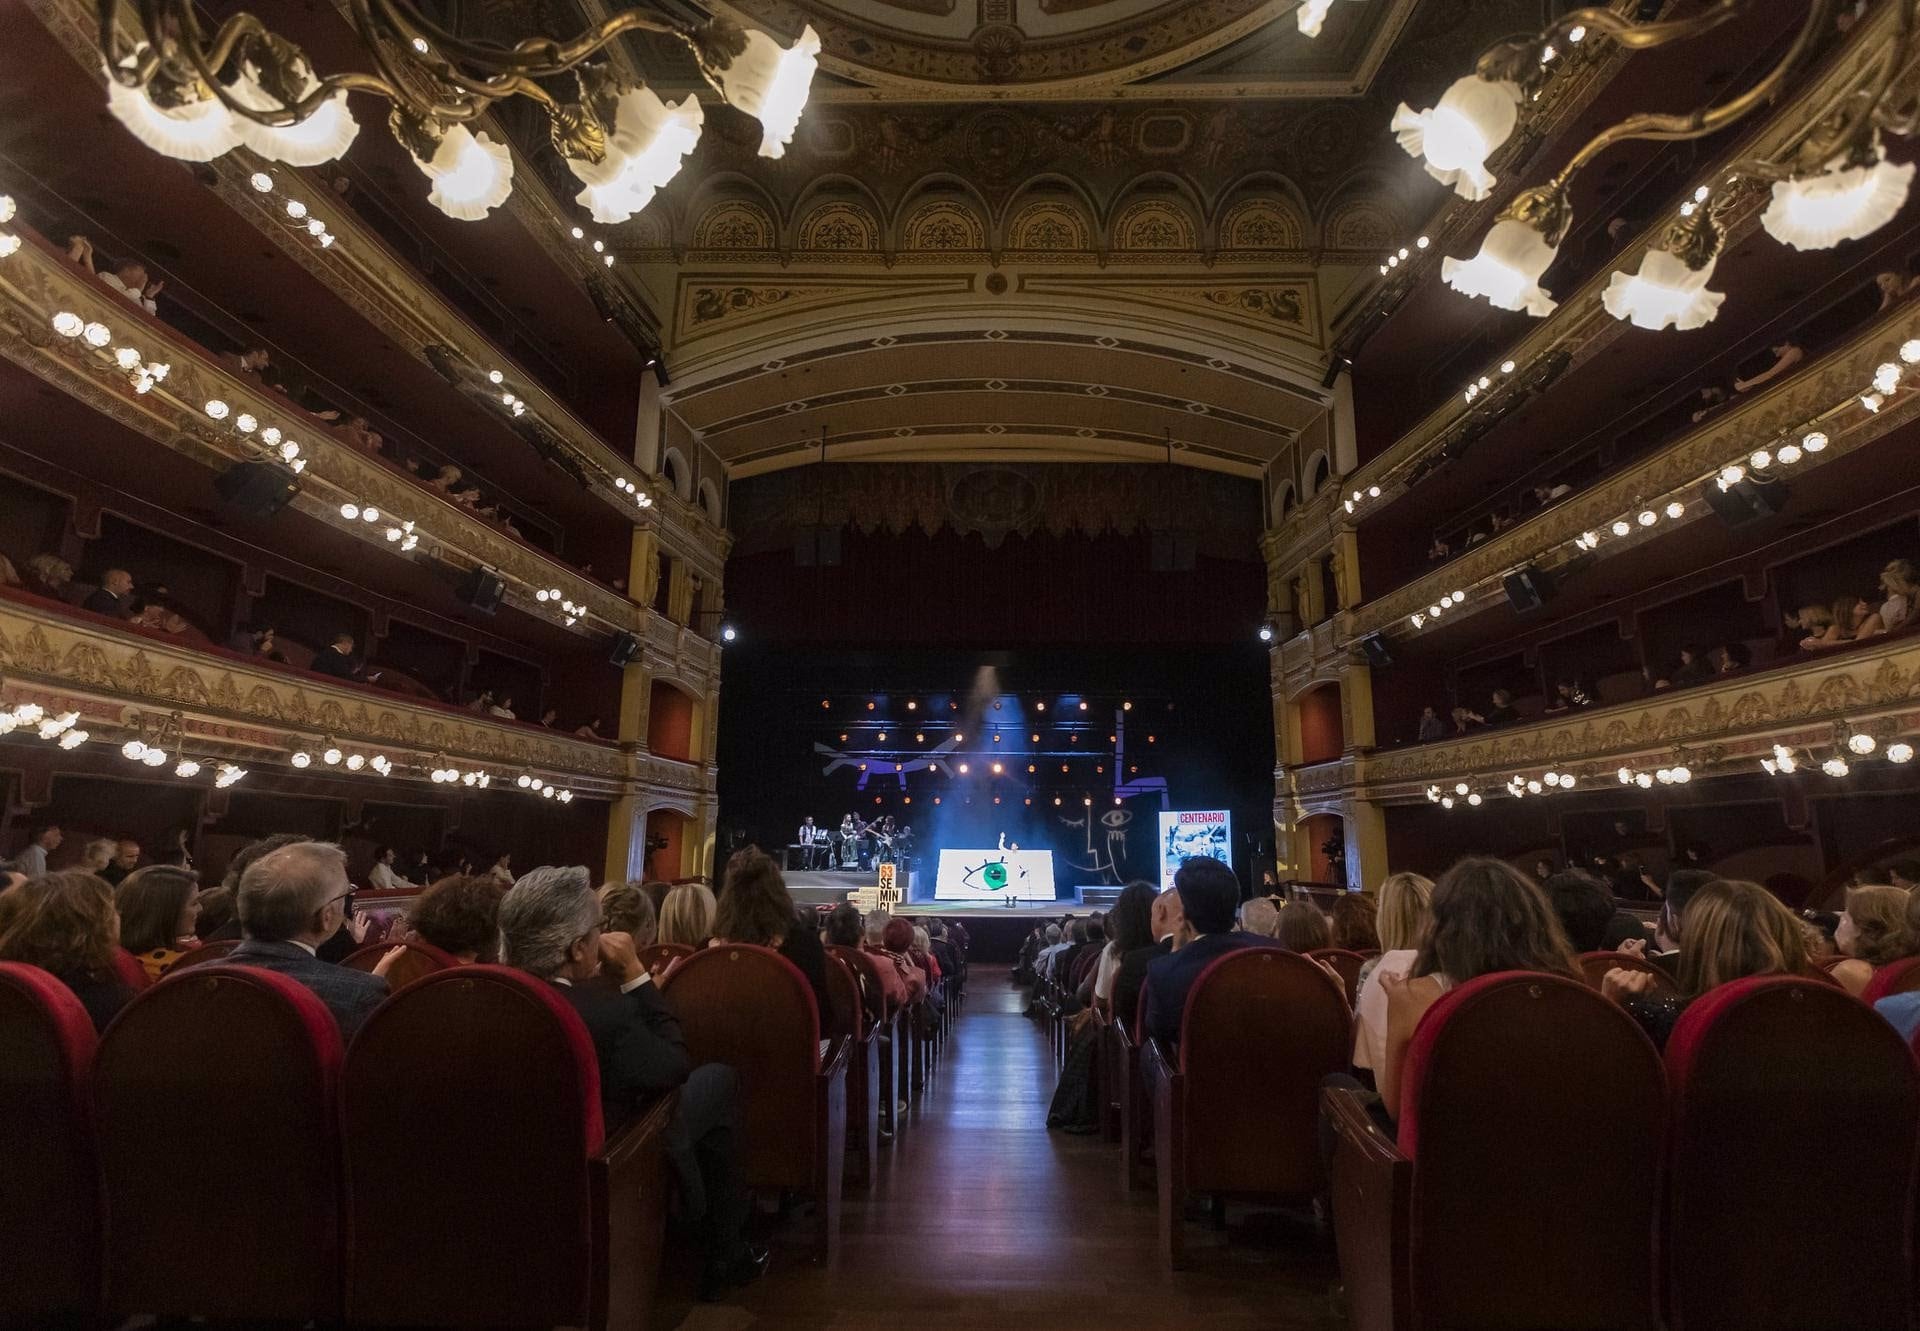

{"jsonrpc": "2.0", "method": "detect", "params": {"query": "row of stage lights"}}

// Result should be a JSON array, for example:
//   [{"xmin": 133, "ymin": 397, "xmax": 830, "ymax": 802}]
[
  {"xmin": 1405, "ymin": 331, "xmax": 1920, "ymax": 635},
  {"xmin": 827, "ymin": 698, "xmax": 1122, "ymax": 713},
  {"xmin": 844, "ymin": 793, "xmax": 1128, "ymax": 808},
  {"xmin": 840, "ymin": 734, "xmax": 1152, "ymax": 752}
]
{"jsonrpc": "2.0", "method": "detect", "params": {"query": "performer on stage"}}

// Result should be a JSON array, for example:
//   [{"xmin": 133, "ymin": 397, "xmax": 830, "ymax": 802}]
[
  {"xmin": 839, "ymin": 813, "xmax": 857, "ymax": 869},
  {"xmin": 797, "ymin": 816, "xmax": 822, "ymax": 870}
]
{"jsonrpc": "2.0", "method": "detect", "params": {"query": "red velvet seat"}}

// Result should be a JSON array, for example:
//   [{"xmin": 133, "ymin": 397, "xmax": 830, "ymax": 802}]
[
  {"xmin": 111, "ymin": 948, "xmax": 149, "ymax": 990},
  {"xmin": 343, "ymin": 965, "xmax": 672, "ymax": 1329},
  {"xmin": 1578, "ymin": 949, "xmax": 1679, "ymax": 995},
  {"xmin": 93, "ymin": 965, "xmax": 343, "ymax": 1323},
  {"xmin": 637, "ymin": 941, "xmax": 694, "ymax": 978},
  {"xmin": 1663, "ymin": 976, "xmax": 1920, "ymax": 1331},
  {"xmin": 1862, "ymin": 954, "xmax": 1920, "ymax": 1004},
  {"xmin": 663, "ymin": 943, "xmax": 849, "ymax": 1265},
  {"xmin": 1144, "ymin": 949, "xmax": 1351, "ymax": 1269},
  {"xmin": 0, "ymin": 963, "xmax": 99, "ymax": 1329},
  {"xmin": 169, "ymin": 938, "xmax": 239, "ymax": 970},
  {"xmin": 829, "ymin": 944, "xmax": 904, "ymax": 1141},
  {"xmin": 341, "ymin": 936, "xmax": 456, "ymax": 989},
  {"xmin": 1308, "ymin": 946, "xmax": 1368, "ymax": 1005},
  {"xmin": 824, "ymin": 950, "xmax": 880, "ymax": 1190},
  {"xmin": 1327, "ymin": 972, "xmax": 1665, "ymax": 1331}
]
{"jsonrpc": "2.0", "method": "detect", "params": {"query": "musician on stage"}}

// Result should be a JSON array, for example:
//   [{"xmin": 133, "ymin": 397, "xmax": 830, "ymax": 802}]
[
  {"xmin": 838, "ymin": 813, "xmax": 857, "ymax": 869},
  {"xmin": 797, "ymin": 816, "xmax": 823, "ymax": 869}
]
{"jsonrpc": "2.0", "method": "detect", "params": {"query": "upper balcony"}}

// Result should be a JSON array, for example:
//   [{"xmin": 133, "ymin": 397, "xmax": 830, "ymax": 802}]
[{"xmin": 4, "ymin": 0, "xmax": 728, "ymax": 584}]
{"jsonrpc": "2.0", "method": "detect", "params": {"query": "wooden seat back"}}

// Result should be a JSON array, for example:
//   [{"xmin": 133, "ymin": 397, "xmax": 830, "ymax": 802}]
[
  {"xmin": 1307, "ymin": 946, "xmax": 1368, "ymax": 1005},
  {"xmin": 0, "ymin": 963, "xmax": 99, "ymax": 1327},
  {"xmin": 342, "ymin": 965, "xmax": 615, "ymax": 1328},
  {"xmin": 636, "ymin": 942, "xmax": 693, "ymax": 979},
  {"xmin": 341, "ymin": 937, "xmax": 456, "ymax": 989},
  {"xmin": 169, "ymin": 938, "xmax": 239, "ymax": 970},
  {"xmin": 1397, "ymin": 972, "xmax": 1665, "ymax": 1331},
  {"xmin": 1664, "ymin": 976, "xmax": 1920, "ymax": 1330},
  {"xmin": 1578, "ymin": 949, "xmax": 1679, "ymax": 995},
  {"xmin": 94, "ymin": 965, "xmax": 343, "ymax": 1323}
]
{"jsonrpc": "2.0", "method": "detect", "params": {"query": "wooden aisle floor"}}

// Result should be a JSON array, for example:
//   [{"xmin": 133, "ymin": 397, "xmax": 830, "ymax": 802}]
[{"xmin": 671, "ymin": 967, "xmax": 1342, "ymax": 1330}]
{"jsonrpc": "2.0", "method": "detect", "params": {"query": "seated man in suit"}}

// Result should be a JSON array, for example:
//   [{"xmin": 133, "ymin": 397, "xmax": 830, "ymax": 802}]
[
  {"xmin": 83, "ymin": 568, "xmax": 139, "ymax": 620},
  {"xmin": 1143, "ymin": 857, "xmax": 1274, "ymax": 1049},
  {"xmin": 231, "ymin": 840, "xmax": 395, "ymax": 1037},
  {"xmin": 499, "ymin": 866, "xmax": 767, "ymax": 1302},
  {"xmin": 308, "ymin": 631, "xmax": 366, "ymax": 681}
]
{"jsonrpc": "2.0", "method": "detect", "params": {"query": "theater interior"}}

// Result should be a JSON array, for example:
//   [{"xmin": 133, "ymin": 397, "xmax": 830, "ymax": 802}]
[{"xmin": 4, "ymin": 0, "xmax": 1920, "ymax": 1326}]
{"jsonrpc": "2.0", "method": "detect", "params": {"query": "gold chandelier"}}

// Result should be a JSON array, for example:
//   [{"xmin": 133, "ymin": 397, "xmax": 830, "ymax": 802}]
[
  {"xmin": 94, "ymin": 0, "xmax": 820, "ymax": 223},
  {"xmin": 1398, "ymin": 0, "xmax": 1920, "ymax": 329}
]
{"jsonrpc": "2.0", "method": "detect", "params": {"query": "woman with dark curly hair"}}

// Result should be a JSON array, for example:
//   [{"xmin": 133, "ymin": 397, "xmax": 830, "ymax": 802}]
[
  {"xmin": 0, "ymin": 871, "xmax": 136, "ymax": 1031},
  {"xmin": 714, "ymin": 847, "xmax": 828, "ymax": 1021},
  {"xmin": 114, "ymin": 865, "xmax": 200, "ymax": 980},
  {"xmin": 404, "ymin": 874, "xmax": 505, "ymax": 962}
]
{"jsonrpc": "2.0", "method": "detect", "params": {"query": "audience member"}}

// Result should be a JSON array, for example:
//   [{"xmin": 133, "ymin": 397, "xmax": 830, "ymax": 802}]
[
  {"xmin": 309, "ymin": 632, "xmax": 365, "ymax": 681},
  {"xmin": 1670, "ymin": 644, "xmax": 1714, "ymax": 687},
  {"xmin": 1416, "ymin": 706, "xmax": 1446, "ymax": 742},
  {"xmin": 1830, "ymin": 884, "xmax": 1914, "ymax": 996},
  {"xmin": 99, "ymin": 836, "xmax": 142, "ymax": 886},
  {"xmin": 1351, "ymin": 871, "xmax": 1435, "ymax": 1072},
  {"xmin": 1605, "ymin": 879, "xmax": 1811, "ymax": 1049},
  {"xmin": 599, "ymin": 881, "xmax": 659, "ymax": 947},
  {"xmin": 81, "ymin": 568, "xmax": 139, "ymax": 620},
  {"xmin": 192, "ymin": 885, "xmax": 235, "ymax": 941},
  {"xmin": 1885, "ymin": 860, "xmax": 1920, "ymax": 892},
  {"xmin": 1875, "ymin": 888, "xmax": 1920, "ymax": 1038},
  {"xmin": 1880, "ymin": 559, "xmax": 1915, "ymax": 632},
  {"xmin": 486, "ymin": 851, "xmax": 514, "ymax": 885},
  {"xmin": 1331, "ymin": 892, "xmax": 1379, "ymax": 952},
  {"xmin": 230, "ymin": 841, "xmax": 395, "ymax": 1036},
  {"xmin": 78, "ymin": 837, "xmax": 114, "ymax": 875},
  {"xmin": 488, "ymin": 696, "xmax": 518, "ymax": 720},
  {"xmin": 67, "ymin": 235, "xmax": 163, "ymax": 314},
  {"xmin": 227, "ymin": 624, "xmax": 284, "ymax": 661},
  {"xmin": 1543, "ymin": 868, "xmax": 1617, "ymax": 953},
  {"xmin": 403, "ymin": 873, "xmax": 504, "ymax": 962},
  {"xmin": 24, "ymin": 553, "xmax": 74, "ymax": 599},
  {"xmin": 1482, "ymin": 688, "xmax": 1519, "ymax": 726},
  {"xmin": 1450, "ymin": 705, "xmax": 1484, "ymax": 734},
  {"xmin": 862, "ymin": 910, "xmax": 918, "ymax": 1007},
  {"xmin": 496, "ymin": 865, "xmax": 766, "ymax": 1301},
  {"xmin": 1713, "ymin": 641, "xmax": 1752, "ymax": 675},
  {"xmin": 0, "ymin": 871, "xmax": 136, "ymax": 1032},
  {"xmin": 368, "ymin": 845, "xmax": 418, "ymax": 891},
  {"xmin": 1643, "ymin": 868, "xmax": 1715, "ymax": 968},
  {"xmin": 1733, "ymin": 339, "xmax": 1804, "ymax": 393},
  {"xmin": 1374, "ymin": 859, "xmax": 1577, "ymax": 1119},
  {"xmin": 1275, "ymin": 901, "xmax": 1332, "ymax": 953},
  {"xmin": 1238, "ymin": 895, "xmax": 1280, "ymax": 938},
  {"xmin": 113, "ymin": 865, "xmax": 200, "ymax": 980},
  {"xmin": 658, "ymin": 881, "xmax": 717, "ymax": 947},
  {"xmin": 576, "ymin": 717, "xmax": 607, "ymax": 739},
  {"xmin": 1143, "ymin": 859, "xmax": 1272, "ymax": 1048},
  {"xmin": 11, "ymin": 822, "xmax": 62, "ymax": 877},
  {"xmin": 823, "ymin": 901, "xmax": 864, "ymax": 950}
]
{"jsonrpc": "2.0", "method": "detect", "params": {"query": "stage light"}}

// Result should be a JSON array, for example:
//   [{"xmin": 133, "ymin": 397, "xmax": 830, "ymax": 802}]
[
  {"xmin": 1123, "ymin": 700, "xmax": 1133, "ymax": 710},
  {"xmin": 1258, "ymin": 624, "xmax": 1275, "ymax": 642},
  {"xmin": 955, "ymin": 733, "xmax": 965, "ymax": 742},
  {"xmin": 895, "ymin": 764, "xmax": 903, "ymax": 772},
  {"xmin": 1083, "ymin": 797, "xmax": 1092, "ymax": 806},
  {"xmin": 1024, "ymin": 798, "xmax": 1031, "ymax": 806},
  {"xmin": 878, "ymin": 732, "xmax": 887, "ymax": 742},
  {"xmin": 1060, "ymin": 764, "xmax": 1069, "ymax": 773},
  {"xmin": 934, "ymin": 797, "xmax": 942, "ymax": 805},
  {"xmin": 991, "ymin": 762, "xmax": 1003, "ymax": 774},
  {"xmin": 866, "ymin": 701, "xmax": 875, "ymax": 710},
  {"xmin": 957, "ymin": 763, "xmax": 969, "ymax": 774},
  {"xmin": 874, "ymin": 796, "xmax": 882, "ymax": 804},
  {"xmin": 821, "ymin": 699, "xmax": 829, "ymax": 708},
  {"xmin": 1027, "ymin": 764, "xmax": 1036, "ymax": 773},
  {"xmin": 1078, "ymin": 701, "xmax": 1088, "ymax": 711},
  {"xmin": 907, "ymin": 700, "xmax": 917, "ymax": 710},
  {"xmin": 858, "ymin": 764, "xmax": 867, "ymax": 772},
  {"xmin": 839, "ymin": 733, "xmax": 848, "ymax": 742},
  {"xmin": 992, "ymin": 733, "xmax": 1001, "ymax": 743},
  {"xmin": 1054, "ymin": 796, "xmax": 1062, "ymax": 806},
  {"xmin": 993, "ymin": 797, "xmax": 1001, "ymax": 805},
  {"xmin": 1147, "ymin": 735, "xmax": 1156, "ymax": 744},
  {"xmin": 1097, "ymin": 765, "xmax": 1105, "ymax": 774},
  {"xmin": 1031, "ymin": 733, "xmax": 1039, "ymax": 742},
  {"xmin": 1036, "ymin": 701, "xmax": 1046, "ymax": 711},
  {"xmin": 904, "ymin": 797, "xmax": 912, "ymax": 804},
  {"xmin": 1108, "ymin": 734, "xmax": 1116, "ymax": 743},
  {"xmin": 916, "ymin": 733, "xmax": 924, "ymax": 742},
  {"xmin": 720, "ymin": 625, "xmax": 737, "ymax": 642}
]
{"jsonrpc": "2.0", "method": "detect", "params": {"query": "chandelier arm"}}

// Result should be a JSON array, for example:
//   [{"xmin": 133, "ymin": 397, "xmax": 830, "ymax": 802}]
[
  {"xmin": 1549, "ymin": 0, "xmax": 1838, "ymax": 190},
  {"xmin": 1476, "ymin": 0, "xmax": 1751, "ymax": 83},
  {"xmin": 365, "ymin": 0, "xmax": 689, "ymax": 77}
]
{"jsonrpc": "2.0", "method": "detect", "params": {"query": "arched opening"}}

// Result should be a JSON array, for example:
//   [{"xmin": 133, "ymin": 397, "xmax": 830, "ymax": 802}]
[
  {"xmin": 1300, "ymin": 812, "xmax": 1346, "ymax": 888},
  {"xmin": 647, "ymin": 682, "xmax": 696, "ymax": 763},
  {"xmin": 1296, "ymin": 682, "xmax": 1345, "ymax": 765},
  {"xmin": 661, "ymin": 447, "xmax": 692, "ymax": 500},
  {"xmin": 644, "ymin": 807, "xmax": 688, "ymax": 881},
  {"xmin": 1308, "ymin": 452, "xmax": 1332, "ymax": 498}
]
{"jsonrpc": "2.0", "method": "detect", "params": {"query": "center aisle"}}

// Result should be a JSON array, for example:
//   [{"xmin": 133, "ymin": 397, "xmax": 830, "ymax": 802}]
[{"xmin": 677, "ymin": 967, "xmax": 1339, "ymax": 1329}]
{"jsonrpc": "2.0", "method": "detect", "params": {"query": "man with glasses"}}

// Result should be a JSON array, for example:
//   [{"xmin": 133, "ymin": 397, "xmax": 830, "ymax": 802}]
[
  {"xmin": 499, "ymin": 865, "xmax": 767, "ymax": 1302},
  {"xmin": 232, "ymin": 840, "xmax": 399, "ymax": 1037}
]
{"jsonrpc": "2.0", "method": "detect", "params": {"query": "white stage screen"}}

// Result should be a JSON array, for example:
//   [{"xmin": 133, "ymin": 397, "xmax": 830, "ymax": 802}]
[
  {"xmin": 933, "ymin": 848, "xmax": 1057, "ymax": 901},
  {"xmin": 1158, "ymin": 810, "xmax": 1231, "ymax": 890}
]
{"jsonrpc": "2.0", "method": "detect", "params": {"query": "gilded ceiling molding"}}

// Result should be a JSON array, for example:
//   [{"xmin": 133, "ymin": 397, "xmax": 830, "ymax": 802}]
[
  {"xmin": 1343, "ymin": 307, "xmax": 1920, "ymax": 642},
  {"xmin": 1304, "ymin": 633, "xmax": 1920, "ymax": 807},
  {"xmin": 0, "ymin": 234, "xmax": 660, "ymax": 641},
  {"xmin": 26, "ymin": 0, "xmax": 720, "ymax": 580}
]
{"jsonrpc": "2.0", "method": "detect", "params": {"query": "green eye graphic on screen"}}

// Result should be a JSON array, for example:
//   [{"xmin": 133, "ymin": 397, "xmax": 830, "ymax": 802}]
[{"xmin": 982, "ymin": 861, "xmax": 1009, "ymax": 891}]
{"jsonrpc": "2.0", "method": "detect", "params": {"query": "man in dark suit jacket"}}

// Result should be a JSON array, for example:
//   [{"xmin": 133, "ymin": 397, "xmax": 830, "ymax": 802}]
[
  {"xmin": 229, "ymin": 840, "xmax": 393, "ymax": 1038},
  {"xmin": 309, "ymin": 632, "xmax": 365, "ymax": 681},
  {"xmin": 1143, "ymin": 857, "xmax": 1274, "ymax": 1049},
  {"xmin": 499, "ymin": 865, "xmax": 766, "ymax": 1303},
  {"xmin": 83, "ymin": 568, "xmax": 139, "ymax": 619}
]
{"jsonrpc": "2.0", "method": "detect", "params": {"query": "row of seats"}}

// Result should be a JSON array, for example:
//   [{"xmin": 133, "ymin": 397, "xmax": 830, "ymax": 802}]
[{"xmin": 0, "ymin": 935, "xmax": 891, "ymax": 1329}]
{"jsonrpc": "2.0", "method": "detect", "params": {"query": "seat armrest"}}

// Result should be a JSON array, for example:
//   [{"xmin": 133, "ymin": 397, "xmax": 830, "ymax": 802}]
[
  {"xmin": 1141, "ymin": 1035, "xmax": 1175, "ymax": 1092},
  {"xmin": 1325, "ymin": 1085, "xmax": 1411, "ymax": 1331},
  {"xmin": 592, "ymin": 1090, "xmax": 677, "ymax": 1331},
  {"xmin": 820, "ymin": 1034, "xmax": 853, "ymax": 1082}
]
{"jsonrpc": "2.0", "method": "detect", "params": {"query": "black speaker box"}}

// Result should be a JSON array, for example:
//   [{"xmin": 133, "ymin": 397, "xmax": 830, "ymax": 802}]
[
  {"xmin": 1702, "ymin": 476, "xmax": 1789, "ymax": 528},
  {"xmin": 456, "ymin": 566, "xmax": 505, "ymax": 614},
  {"xmin": 1503, "ymin": 565, "xmax": 1556, "ymax": 613},
  {"xmin": 214, "ymin": 460, "xmax": 298, "ymax": 518},
  {"xmin": 608, "ymin": 631, "xmax": 643, "ymax": 668},
  {"xmin": 1360, "ymin": 634, "xmax": 1394, "ymax": 668}
]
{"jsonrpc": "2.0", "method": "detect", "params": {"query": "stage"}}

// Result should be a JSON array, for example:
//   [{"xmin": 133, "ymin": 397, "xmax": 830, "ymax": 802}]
[{"xmin": 784, "ymin": 867, "xmax": 1113, "ymax": 961}]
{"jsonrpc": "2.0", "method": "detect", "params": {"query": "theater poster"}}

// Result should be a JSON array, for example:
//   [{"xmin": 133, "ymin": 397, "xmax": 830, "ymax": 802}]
[{"xmin": 1158, "ymin": 810, "xmax": 1231, "ymax": 891}]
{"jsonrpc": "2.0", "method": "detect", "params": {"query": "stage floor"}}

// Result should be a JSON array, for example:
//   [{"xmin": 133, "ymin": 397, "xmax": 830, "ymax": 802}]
[{"xmin": 786, "ymin": 869, "xmax": 1099, "ymax": 917}]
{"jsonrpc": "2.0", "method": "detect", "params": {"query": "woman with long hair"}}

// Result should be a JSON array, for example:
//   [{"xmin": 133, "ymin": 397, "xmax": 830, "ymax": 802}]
[
  {"xmin": 1830, "ymin": 884, "xmax": 1914, "ymax": 996},
  {"xmin": 1603, "ymin": 878, "xmax": 1809, "ymax": 1048},
  {"xmin": 0, "ymin": 871, "xmax": 135, "ymax": 1031},
  {"xmin": 1095, "ymin": 881, "xmax": 1157, "ymax": 1013},
  {"xmin": 657, "ymin": 881, "xmax": 716, "ymax": 947},
  {"xmin": 1331, "ymin": 892, "xmax": 1380, "ymax": 952},
  {"xmin": 714, "ymin": 847, "xmax": 828, "ymax": 1020},
  {"xmin": 1275, "ymin": 902, "xmax": 1332, "ymax": 954},
  {"xmin": 113, "ymin": 865, "xmax": 200, "ymax": 980},
  {"xmin": 1376, "ymin": 859, "xmax": 1577, "ymax": 1117},
  {"xmin": 1351, "ymin": 871, "xmax": 1435, "ymax": 1073}
]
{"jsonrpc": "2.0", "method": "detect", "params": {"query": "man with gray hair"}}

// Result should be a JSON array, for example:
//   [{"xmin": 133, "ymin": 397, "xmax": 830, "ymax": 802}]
[
  {"xmin": 230, "ymin": 840, "xmax": 395, "ymax": 1037},
  {"xmin": 498, "ymin": 865, "xmax": 767, "ymax": 1302}
]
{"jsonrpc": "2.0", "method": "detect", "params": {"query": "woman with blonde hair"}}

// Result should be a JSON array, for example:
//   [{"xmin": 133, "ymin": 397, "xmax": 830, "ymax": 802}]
[
  {"xmin": 80, "ymin": 837, "xmax": 115, "ymax": 875},
  {"xmin": 597, "ymin": 881, "xmax": 658, "ymax": 946},
  {"xmin": 657, "ymin": 880, "xmax": 716, "ymax": 947},
  {"xmin": 1349, "ymin": 871, "xmax": 1435, "ymax": 1073},
  {"xmin": 1605, "ymin": 879, "xmax": 1810, "ymax": 1048},
  {"xmin": 1830, "ymin": 884, "xmax": 1914, "ymax": 996}
]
